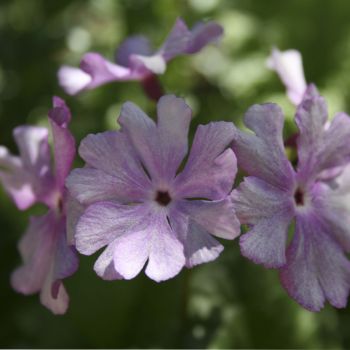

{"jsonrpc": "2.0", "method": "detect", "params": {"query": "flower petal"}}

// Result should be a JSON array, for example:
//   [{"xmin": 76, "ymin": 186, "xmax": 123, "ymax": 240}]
[
  {"xmin": 267, "ymin": 48, "xmax": 307, "ymax": 105},
  {"xmin": 58, "ymin": 66, "xmax": 92, "ymax": 95},
  {"xmin": 232, "ymin": 103, "xmax": 295, "ymax": 191},
  {"xmin": 144, "ymin": 211, "xmax": 185, "ymax": 282},
  {"xmin": 76, "ymin": 201, "xmax": 147, "ymax": 255},
  {"xmin": 40, "ymin": 274, "xmax": 69, "ymax": 315},
  {"xmin": 280, "ymin": 212, "xmax": 350, "ymax": 311},
  {"xmin": 232, "ymin": 177, "xmax": 294, "ymax": 268},
  {"xmin": 168, "ymin": 206, "xmax": 223, "ymax": 268},
  {"xmin": 156, "ymin": 95, "xmax": 192, "ymax": 179},
  {"xmin": 186, "ymin": 21, "xmax": 223, "ymax": 54},
  {"xmin": 94, "ymin": 240, "xmax": 123, "ymax": 281},
  {"xmin": 160, "ymin": 18, "xmax": 191, "ymax": 61},
  {"xmin": 175, "ymin": 198, "xmax": 240, "ymax": 239},
  {"xmin": 48, "ymin": 97, "xmax": 75, "ymax": 189},
  {"xmin": 296, "ymin": 87, "xmax": 350, "ymax": 183},
  {"xmin": 11, "ymin": 212, "xmax": 56, "ymax": 294},
  {"xmin": 119, "ymin": 96, "xmax": 192, "ymax": 182},
  {"xmin": 115, "ymin": 35, "xmax": 152, "ymax": 67},
  {"xmin": 72, "ymin": 131, "xmax": 151, "ymax": 203},
  {"xmin": 175, "ymin": 122, "xmax": 236, "ymax": 200}
]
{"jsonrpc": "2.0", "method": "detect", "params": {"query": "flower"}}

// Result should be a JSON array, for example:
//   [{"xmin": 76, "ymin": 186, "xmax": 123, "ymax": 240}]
[
  {"xmin": 267, "ymin": 47, "xmax": 307, "ymax": 106},
  {"xmin": 0, "ymin": 97, "xmax": 79, "ymax": 314},
  {"xmin": 66, "ymin": 95, "xmax": 239, "ymax": 282},
  {"xmin": 231, "ymin": 85, "xmax": 350, "ymax": 311},
  {"xmin": 58, "ymin": 18, "xmax": 223, "ymax": 95}
]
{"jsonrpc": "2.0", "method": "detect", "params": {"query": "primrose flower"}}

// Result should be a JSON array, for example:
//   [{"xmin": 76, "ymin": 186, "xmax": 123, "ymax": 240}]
[
  {"xmin": 58, "ymin": 18, "xmax": 223, "ymax": 96},
  {"xmin": 231, "ymin": 85, "xmax": 350, "ymax": 311},
  {"xmin": 267, "ymin": 47, "xmax": 307, "ymax": 106},
  {"xmin": 66, "ymin": 95, "xmax": 239, "ymax": 282},
  {"xmin": 0, "ymin": 97, "xmax": 78, "ymax": 314}
]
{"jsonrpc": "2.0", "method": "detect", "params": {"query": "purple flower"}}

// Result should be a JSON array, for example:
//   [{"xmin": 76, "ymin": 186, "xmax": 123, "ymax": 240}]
[
  {"xmin": 267, "ymin": 48, "xmax": 307, "ymax": 106},
  {"xmin": 66, "ymin": 95, "xmax": 239, "ymax": 282},
  {"xmin": 231, "ymin": 85, "xmax": 350, "ymax": 311},
  {"xmin": 0, "ymin": 97, "xmax": 78, "ymax": 314},
  {"xmin": 58, "ymin": 18, "xmax": 223, "ymax": 95}
]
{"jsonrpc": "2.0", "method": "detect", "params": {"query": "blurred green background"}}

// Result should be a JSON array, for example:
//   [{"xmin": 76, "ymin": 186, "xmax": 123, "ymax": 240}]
[{"xmin": 1, "ymin": 0, "xmax": 350, "ymax": 348}]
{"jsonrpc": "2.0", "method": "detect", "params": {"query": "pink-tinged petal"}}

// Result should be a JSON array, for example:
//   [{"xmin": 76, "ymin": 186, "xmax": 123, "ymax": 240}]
[
  {"xmin": 186, "ymin": 21, "xmax": 223, "ymax": 54},
  {"xmin": 58, "ymin": 66, "xmax": 92, "ymax": 95},
  {"xmin": 0, "ymin": 147, "xmax": 36, "ymax": 209},
  {"xmin": 175, "ymin": 198, "xmax": 240, "ymax": 240},
  {"xmin": 115, "ymin": 35, "xmax": 152, "ymax": 67},
  {"xmin": 296, "ymin": 87, "xmax": 350, "ymax": 183},
  {"xmin": 40, "ymin": 272, "xmax": 69, "ymax": 315},
  {"xmin": 144, "ymin": 211, "xmax": 185, "ymax": 282},
  {"xmin": 160, "ymin": 18, "xmax": 191, "ymax": 61},
  {"xmin": 75, "ymin": 201, "xmax": 150, "ymax": 255},
  {"xmin": 94, "ymin": 240, "xmax": 123, "ymax": 281},
  {"xmin": 0, "ymin": 126, "xmax": 54, "ymax": 209},
  {"xmin": 232, "ymin": 177, "xmax": 295, "ymax": 268},
  {"xmin": 11, "ymin": 212, "xmax": 56, "ymax": 294},
  {"xmin": 72, "ymin": 131, "xmax": 151, "ymax": 203},
  {"xmin": 175, "ymin": 122, "xmax": 236, "ymax": 200},
  {"xmin": 13, "ymin": 126, "xmax": 51, "ymax": 177},
  {"xmin": 48, "ymin": 97, "xmax": 75, "ymax": 189},
  {"xmin": 168, "ymin": 206, "xmax": 223, "ymax": 268},
  {"xmin": 232, "ymin": 103, "xmax": 295, "ymax": 191},
  {"xmin": 267, "ymin": 48, "xmax": 307, "ymax": 105},
  {"xmin": 280, "ymin": 212, "xmax": 350, "ymax": 311},
  {"xmin": 119, "ymin": 96, "xmax": 192, "ymax": 182},
  {"xmin": 80, "ymin": 53, "xmax": 135, "ymax": 86}
]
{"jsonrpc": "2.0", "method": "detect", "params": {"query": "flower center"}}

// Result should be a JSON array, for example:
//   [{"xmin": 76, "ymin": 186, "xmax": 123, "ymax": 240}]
[
  {"xmin": 294, "ymin": 187, "xmax": 304, "ymax": 206},
  {"xmin": 155, "ymin": 191, "xmax": 172, "ymax": 206}
]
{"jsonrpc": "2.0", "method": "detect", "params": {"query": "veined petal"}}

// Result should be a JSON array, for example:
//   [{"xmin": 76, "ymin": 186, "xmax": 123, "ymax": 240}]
[
  {"xmin": 175, "ymin": 198, "xmax": 240, "ymax": 240},
  {"xmin": 65, "ymin": 194, "xmax": 85, "ymax": 245},
  {"xmin": 280, "ymin": 212, "xmax": 350, "ymax": 311},
  {"xmin": 232, "ymin": 177, "xmax": 295, "ymax": 268},
  {"xmin": 232, "ymin": 103, "xmax": 295, "ymax": 191},
  {"xmin": 296, "ymin": 87, "xmax": 350, "ymax": 183},
  {"xmin": 119, "ymin": 96, "xmax": 192, "ymax": 182},
  {"xmin": 156, "ymin": 95, "xmax": 192, "ymax": 179},
  {"xmin": 48, "ymin": 97, "xmax": 75, "ymax": 190},
  {"xmin": 75, "ymin": 201, "xmax": 151, "ymax": 255},
  {"xmin": 267, "ymin": 48, "xmax": 307, "ymax": 105},
  {"xmin": 74, "ymin": 131, "xmax": 151, "ymax": 202},
  {"xmin": 144, "ymin": 211, "xmax": 185, "ymax": 282},
  {"xmin": 168, "ymin": 206, "xmax": 223, "ymax": 268},
  {"xmin": 175, "ymin": 122, "xmax": 236, "ymax": 200}
]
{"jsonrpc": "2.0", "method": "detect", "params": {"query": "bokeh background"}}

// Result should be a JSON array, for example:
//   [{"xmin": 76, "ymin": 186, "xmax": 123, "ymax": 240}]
[{"xmin": 1, "ymin": 0, "xmax": 350, "ymax": 348}]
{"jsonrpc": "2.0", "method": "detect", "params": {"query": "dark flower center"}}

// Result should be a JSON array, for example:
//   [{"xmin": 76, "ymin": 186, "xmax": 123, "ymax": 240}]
[
  {"xmin": 294, "ymin": 187, "xmax": 304, "ymax": 206},
  {"xmin": 155, "ymin": 191, "xmax": 172, "ymax": 206}
]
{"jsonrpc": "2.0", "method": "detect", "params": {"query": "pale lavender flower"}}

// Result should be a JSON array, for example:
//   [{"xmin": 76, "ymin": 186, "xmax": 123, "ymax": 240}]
[
  {"xmin": 0, "ymin": 97, "xmax": 78, "ymax": 314},
  {"xmin": 58, "ymin": 18, "xmax": 223, "ymax": 95},
  {"xmin": 267, "ymin": 47, "xmax": 307, "ymax": 106},
  {"xmin": 66, "ymin": 95, "xmax": 239, "ymax": 282},
  {"xmin": 231, "ymin": 85, "xmax": 350, "ymax": 311}
]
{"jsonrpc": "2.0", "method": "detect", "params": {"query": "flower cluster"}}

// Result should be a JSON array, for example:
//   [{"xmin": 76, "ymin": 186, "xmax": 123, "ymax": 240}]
[{"xmin": 3, "ymin": 17, "xmax": 350, "ymax": 315}]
